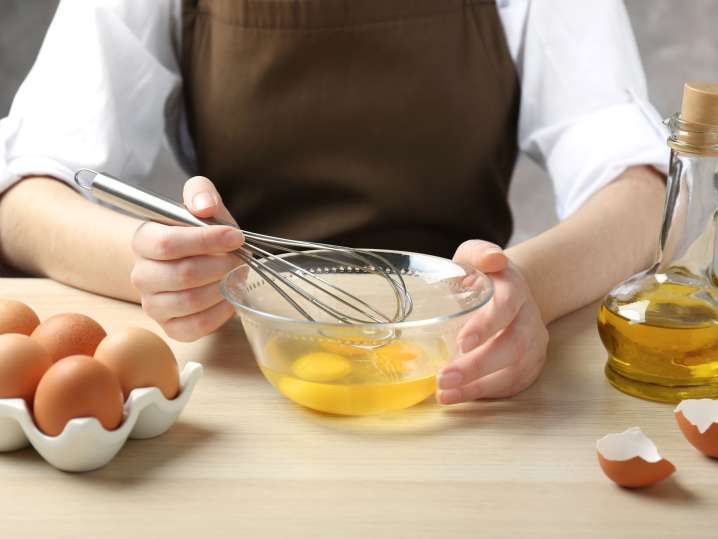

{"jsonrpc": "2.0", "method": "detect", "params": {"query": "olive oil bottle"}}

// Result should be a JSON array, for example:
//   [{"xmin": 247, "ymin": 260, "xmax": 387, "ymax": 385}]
[{"xmin": 598, "ymin": 82, "xmax": 718, "ymax": 402}]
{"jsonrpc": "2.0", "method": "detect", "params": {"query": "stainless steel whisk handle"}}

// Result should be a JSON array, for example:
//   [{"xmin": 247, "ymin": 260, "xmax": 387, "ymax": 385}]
[{"xmin": 74, "ymin": 169, "xmax": 235, "ymax": 230}]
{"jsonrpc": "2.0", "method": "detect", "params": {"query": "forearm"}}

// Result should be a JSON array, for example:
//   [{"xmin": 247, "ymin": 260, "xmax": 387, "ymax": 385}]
[
  {"xmin": 0, "ymin": 177, "xmax": 141, "ymax": 302},
  {"xmin": 507, "ymin": 165, "xmax": 666, "ymax": 324}
]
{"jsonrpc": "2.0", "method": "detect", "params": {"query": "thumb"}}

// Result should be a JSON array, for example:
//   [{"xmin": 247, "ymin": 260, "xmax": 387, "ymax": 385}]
[
  {"xmin": 183, "ymin": 176, "xmax": 236, "ymax": 224},
  {"xmin": 453, "ymin": 239, "xmax": 508, "ymax": 274}
]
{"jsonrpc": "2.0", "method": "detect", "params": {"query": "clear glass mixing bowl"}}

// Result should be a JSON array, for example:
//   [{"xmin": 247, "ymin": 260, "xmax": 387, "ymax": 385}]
[{"xmin": 221, "ymin": 249, "xmax": 493, "ymax": 415}]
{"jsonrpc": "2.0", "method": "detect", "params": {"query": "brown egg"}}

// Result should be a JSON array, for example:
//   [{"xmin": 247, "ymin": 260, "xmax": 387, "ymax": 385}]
[
  {"xmin": 31, "ymin": 313, "xmax": 106, "ymax": 363},
  {"xmin": 94, "ymin": 327, "xmax": 180, "ymax": 400},
  {"xmin": 596, "ymin": 427, "xmax": 675, "ymax": 488},
  {"xmin": 0, "ymin": 333, "xmax": 52, "ymax": 405},
  {"xmin": 0, "ymin": 299, "xmax": 40, "ymax": 335},
  {"xmin": 33, "ymin": 355, "xmax": 124, "ymax": 436},
  {"xmin": 675, "ymin": 399, "xmax": 718, "ymax": 458}
]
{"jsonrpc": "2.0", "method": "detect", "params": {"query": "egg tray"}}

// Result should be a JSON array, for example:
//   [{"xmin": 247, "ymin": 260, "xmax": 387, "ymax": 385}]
[{"xmin": 0, "ymin": 361, "xmax": 202, "ymax": 472}]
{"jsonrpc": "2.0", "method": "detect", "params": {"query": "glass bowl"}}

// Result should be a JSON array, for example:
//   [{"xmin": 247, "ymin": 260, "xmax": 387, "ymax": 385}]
[{"xmin": 221, "ymin": 249, "xmax": 493, "ymax": 415}]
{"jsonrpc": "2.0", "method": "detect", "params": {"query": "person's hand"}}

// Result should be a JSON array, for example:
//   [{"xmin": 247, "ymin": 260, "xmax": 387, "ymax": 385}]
[
  {"xmin": 436, "ymin": 240, "xmax": 548, "ymax": 403},
  {"xmin": 130, "ymin": 177, "xmax": 244, "ymax": 341}
]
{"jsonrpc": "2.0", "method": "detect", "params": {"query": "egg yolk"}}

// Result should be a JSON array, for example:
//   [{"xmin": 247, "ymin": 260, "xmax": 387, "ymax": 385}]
[
  {"xmin": 371, "ymin": 341, "xmax": 423, "ymax": 375},
  {"xmin": 291, "ymin": 352, "xmax": 353, "ymax": 383}
]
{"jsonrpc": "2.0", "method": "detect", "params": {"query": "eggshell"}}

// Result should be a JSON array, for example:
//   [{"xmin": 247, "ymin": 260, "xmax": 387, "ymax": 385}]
[
  {"xmin": 0, "ymin": 300, "xmax": 40, "ymax": 335},
  {"xmin": 31, "ymin": 313, "xmax": 106, "ymax": 363},
  {"xmin": 675, "ymin": 399, "xmax": 718, "ymax": 458},
  {"xmin": 0, "ymin": 334, "xmax": 52, "ymax": 405},
  {"xmin": 94, "ymin": 327, "xmax": 180, "ymax": 400},
  {"xmin": 33, "ymin": 355, "xmax": 124, "ymax": 436},
  {"xmin": 596, "ymin": 427, "xmax": 675, "ymax": 488}
]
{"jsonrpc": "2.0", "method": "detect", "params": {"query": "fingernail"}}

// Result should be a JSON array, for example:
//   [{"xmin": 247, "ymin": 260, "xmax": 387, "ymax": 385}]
[
  {"xmin": 192, "ymin": 192, "xmax": 217, "ymax": 211},
  {"xmin": 460, "ymin": 335, "xmax": 480, "ymax": 354},
  {"xmin": 438, "ymin": 370, "xmax": 463, "ymax": 389},
  {"xmin": 437, "ymin": 388, "xmax": 462, "ymax": 405},
  {"xmin": 486, "ymin": 247, "xmax": 503, "ymax": 255},
  {"xmin": 222, "ymin": 228, "xmax": 244, "ymax": 249}
]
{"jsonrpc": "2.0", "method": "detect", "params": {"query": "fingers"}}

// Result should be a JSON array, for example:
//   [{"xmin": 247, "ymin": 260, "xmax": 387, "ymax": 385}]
[
  {"xmin": 440, "ymin": 303, "xmax": 533, "ymax": 385},
  {"xmin": 129, "ymin": 176, "xmax": 239, "ymax": 342},
  {"xmin": 131, "ymin": 254, "xmax": 241, "ymax": 293},
  {"xmin": 183, "ymin": 176, "xmax": 235, "ymax": 223},
  {"xmin": 162, "ymin": 300, "xmax": 236, "ymax": 342},
  {"xmin": 132, "ymin": 221, "xmax": 244, "ymax": 261},
  {"xmin": 437, "ymin": 302, "xmax": 548, "ymax": 403},
  {"xmin": 456, "ymin": 267, "xmax": 527, "ymax": 353},
  {"xmin": 141, "ymin": 281, "xmax": 226, "ymax": 322},
  {"xmin": 454, "ymin": 240, "xmax": 508, "ymax": 274},
  {"xmin": 437, "ymin": 356, "xmax": 545, "ymax": 403}
]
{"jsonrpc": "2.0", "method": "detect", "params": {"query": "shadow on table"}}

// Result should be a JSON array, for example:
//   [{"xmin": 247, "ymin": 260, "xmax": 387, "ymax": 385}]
[
  {"xmin": 0, "ymin": 264, "xmax": 32, "ymax": 278},
  {"xmin": 286, "ymin": 392, "xmax": 561, "ymax": 438},
  {"xmin": 0, "ymin": 446, "xmax": 38, "ymax": 465},
  {"xmin": 70, "ymin": 421, "xmax": 219, "ymax": 487},
  {"xmin": 0, "ymin": 421, "xmax": 220, "ymax": 485},
  {"xmin": 621, "ymin": 476, "xmax": 700, "ymax": 505}
]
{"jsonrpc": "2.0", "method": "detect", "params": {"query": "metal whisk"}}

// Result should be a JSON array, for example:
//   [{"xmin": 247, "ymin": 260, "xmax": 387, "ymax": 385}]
[{"xmin": 74, "ymin": 170, "xmax": 413, "ymax": 325}]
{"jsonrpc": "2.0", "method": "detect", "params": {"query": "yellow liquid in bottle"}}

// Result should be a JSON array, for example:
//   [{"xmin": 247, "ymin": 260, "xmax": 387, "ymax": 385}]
[
  {"xmin": 598, "ymin": 281, "xmax": 718, "ymax": 402},
  {"xmin": 260, "ymin": 335, "xmax": 447, "ymax": 415}
]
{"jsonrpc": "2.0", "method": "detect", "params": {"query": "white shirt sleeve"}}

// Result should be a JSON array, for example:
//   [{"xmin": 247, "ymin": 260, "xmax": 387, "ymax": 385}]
[
  {"xmin": 498, "ymin": 0, "xmax": 669, "ymax": 219},
  {"xmin": 0, "ymin": 0, "xmax": 182, "ymax": 193}
]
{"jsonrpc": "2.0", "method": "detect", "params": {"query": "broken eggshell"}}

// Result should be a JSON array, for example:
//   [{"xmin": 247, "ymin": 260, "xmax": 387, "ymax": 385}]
[
  {"xmin": 0, "ymin": 362, "xmax": 202, "ymax": 472},
  {"xmin": 675, "ymin": 399, "xmax": 718, "ymax": 458},
  {"xmin": 596, "ymin": 427, "xmax": 675, "ymax": 488}
]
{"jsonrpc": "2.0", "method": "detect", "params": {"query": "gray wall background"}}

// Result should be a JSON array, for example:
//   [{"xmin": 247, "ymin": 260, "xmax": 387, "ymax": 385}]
[{"xmin": 2, "ymin": 1, "xmax": 717, "ymax": 244}]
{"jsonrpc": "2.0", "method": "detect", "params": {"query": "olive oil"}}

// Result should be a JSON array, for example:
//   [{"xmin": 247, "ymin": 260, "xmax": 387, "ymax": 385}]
[
  {"xmin": 598, "ymin": 82, "xmax": 718, "ymax": 402},
  {"xmin": 259, "ymin": 334, "xmax": 448, "ymax": 415},
  {"xmin": 598, "ymin": 280, "xmax": 718, "ymax": 402}
]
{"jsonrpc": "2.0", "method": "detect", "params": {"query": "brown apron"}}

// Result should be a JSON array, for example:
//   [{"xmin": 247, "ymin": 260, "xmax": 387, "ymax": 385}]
[{"xmin": 182, "ymin": 0, "xmax": 519, "ymax": 258}]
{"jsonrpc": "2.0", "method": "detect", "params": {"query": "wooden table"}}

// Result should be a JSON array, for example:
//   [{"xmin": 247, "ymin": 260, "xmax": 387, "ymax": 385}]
[{"xmin": 1, "ymin": 279, "xmax": 715, "ymax": 538}]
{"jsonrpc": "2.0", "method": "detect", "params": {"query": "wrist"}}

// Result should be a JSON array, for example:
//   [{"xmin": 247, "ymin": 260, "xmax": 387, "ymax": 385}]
[{"xmin": 505, "ymin": 247, "xmax": 550, "ymax": 324}]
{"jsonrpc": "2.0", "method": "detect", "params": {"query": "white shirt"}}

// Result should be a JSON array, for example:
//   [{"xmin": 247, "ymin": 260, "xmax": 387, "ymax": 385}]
[{"xmin": 0, "ymin": 0, "xmax": 668, "ymax": 220}]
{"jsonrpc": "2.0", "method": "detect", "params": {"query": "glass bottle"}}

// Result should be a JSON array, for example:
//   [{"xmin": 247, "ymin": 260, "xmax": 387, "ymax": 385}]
[{"xmin": 598, "ymin": 82, "xmax": 718, "ymax": 402}]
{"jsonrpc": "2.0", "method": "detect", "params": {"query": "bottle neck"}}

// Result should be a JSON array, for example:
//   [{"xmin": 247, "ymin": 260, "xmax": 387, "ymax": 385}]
[
  {"xmin": 666, "ymin": 113, "xmax": 718, "ymax": 156},
  {"xmin": 657, "ymin": 149, "xmax": 718, "ymax": 282}
]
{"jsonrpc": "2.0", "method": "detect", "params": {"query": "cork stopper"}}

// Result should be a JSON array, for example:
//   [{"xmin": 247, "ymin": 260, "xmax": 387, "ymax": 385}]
[
  {"xmin": 668, "ymin": 81, "xmax": 718, "ymax": 154},
  {"xmin": 681, "ymin": 81, "xmax": 718, "ymax": 126}
]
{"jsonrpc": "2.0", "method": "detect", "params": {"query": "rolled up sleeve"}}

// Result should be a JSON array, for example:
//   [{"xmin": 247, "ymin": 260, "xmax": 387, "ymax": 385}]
[
  {"xmin": 514, "ymin": 0, "xmax": 669, "ymax": 219},
  {"xmin": 0, "ymin": 0, "xmax": 181, "ymax": 194}
]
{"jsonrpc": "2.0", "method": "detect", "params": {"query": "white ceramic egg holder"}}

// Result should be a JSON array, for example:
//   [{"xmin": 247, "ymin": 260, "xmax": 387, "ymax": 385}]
[{"xmin": 0, "ymin": 362, "xmax": 202, "ymax": 472}]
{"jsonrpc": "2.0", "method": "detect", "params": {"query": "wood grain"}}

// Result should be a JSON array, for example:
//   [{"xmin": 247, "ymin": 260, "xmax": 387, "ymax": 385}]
[{"xmin": 0, "ymin": 279, "xmax": 715, "ymax": 538}]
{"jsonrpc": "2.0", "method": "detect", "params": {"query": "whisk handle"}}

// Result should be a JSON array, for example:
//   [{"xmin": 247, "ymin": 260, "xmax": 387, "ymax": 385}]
[{"xmin": 73, "ymin": 169, "xmax": 234, "ymax": 229}]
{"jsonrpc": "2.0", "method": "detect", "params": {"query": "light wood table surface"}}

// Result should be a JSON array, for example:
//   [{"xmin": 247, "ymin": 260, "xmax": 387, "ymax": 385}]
[{"xmin": 1, "ymin": 278, "xmax": 716, "ymax": 538}]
